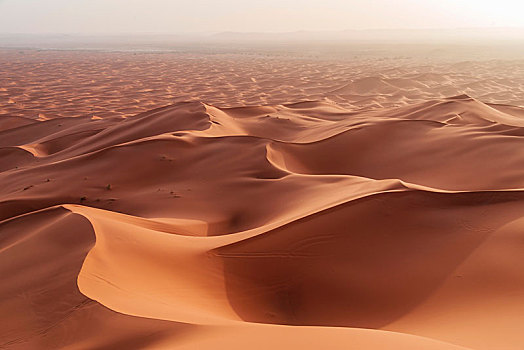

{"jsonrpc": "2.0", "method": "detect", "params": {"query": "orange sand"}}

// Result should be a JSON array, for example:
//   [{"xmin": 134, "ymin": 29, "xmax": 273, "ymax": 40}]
[{"xmin": 1, "ymin": 49, "xmax": 524, "ymax": 349}]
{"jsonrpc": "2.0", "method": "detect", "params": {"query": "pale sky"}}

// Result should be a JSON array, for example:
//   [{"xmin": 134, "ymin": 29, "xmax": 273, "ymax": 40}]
[{"xmin": 0, "ymin": 0, "xmax": 523, "ymax": 34}]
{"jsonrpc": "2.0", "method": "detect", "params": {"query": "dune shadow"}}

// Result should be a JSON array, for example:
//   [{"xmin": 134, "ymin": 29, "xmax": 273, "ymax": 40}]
[{"xmin": 216, "ymin": 190, "xmax": 524, "ymax": 329}]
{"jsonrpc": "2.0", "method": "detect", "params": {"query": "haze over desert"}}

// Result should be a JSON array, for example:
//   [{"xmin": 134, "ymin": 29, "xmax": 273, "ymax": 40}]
[{"xmin": 1, "ymin": 1, "xmax": 524, "ymax": 349}]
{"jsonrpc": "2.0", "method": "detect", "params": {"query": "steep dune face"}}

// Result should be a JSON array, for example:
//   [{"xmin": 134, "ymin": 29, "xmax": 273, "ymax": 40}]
[
  {"xmin": 1, "ymin": 58, "xmax": 524, "ymax": 350},
  {"xmin": 0, "ymin": 208, "xmax": 194, "ymax": 350}
]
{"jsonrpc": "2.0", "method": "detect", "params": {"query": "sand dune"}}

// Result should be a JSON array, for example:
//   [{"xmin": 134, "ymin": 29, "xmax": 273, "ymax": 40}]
[
  {"xmin": 1, "ymin": 51, "xmax": 524, "ymax": 349},
  {"xmin": 1, "ymin": 50, "xmax": 524, "ymax": 120}
]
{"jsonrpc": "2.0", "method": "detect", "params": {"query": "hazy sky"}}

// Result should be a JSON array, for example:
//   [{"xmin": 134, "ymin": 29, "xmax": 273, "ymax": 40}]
[{"xmin": 0, "ymin": 0, "xmax": 523, "ymax": 34}]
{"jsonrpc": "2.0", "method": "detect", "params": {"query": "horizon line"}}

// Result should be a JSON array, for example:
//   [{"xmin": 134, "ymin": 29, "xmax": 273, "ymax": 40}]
[{"xmin": 2, "ymin": 26, "xmax": 524, "ymax": 37}]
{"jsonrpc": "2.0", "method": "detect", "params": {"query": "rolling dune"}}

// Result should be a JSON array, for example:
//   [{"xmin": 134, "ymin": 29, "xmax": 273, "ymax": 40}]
[{"xmin": 1, "ymin": 51, "xmax": 524, "ymax": 349}]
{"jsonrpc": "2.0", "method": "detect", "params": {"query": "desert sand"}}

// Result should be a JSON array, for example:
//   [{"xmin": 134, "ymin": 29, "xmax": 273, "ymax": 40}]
[{"xmin": 1, "ymin": 48, "xmax": 524, "ymax": 349}]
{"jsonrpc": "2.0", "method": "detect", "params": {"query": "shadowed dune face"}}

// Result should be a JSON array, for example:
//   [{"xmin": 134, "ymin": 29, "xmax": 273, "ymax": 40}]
[
  {"xmin": 267, "ymin": 117, "xmax": 524, "ymax": 190},
  {"xmin": 1, "ymin": 51, "xmax": 524, "ymax": 350},
  {"xmin": 217, "ymin": 191, "xmax": 524, "ymax": 329}
]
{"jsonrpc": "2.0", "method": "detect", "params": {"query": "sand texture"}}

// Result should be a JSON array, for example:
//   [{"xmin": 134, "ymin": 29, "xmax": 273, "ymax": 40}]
[{"xmin": 1, "ymin": 50, "xmax": 524, "ymax": 349}]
